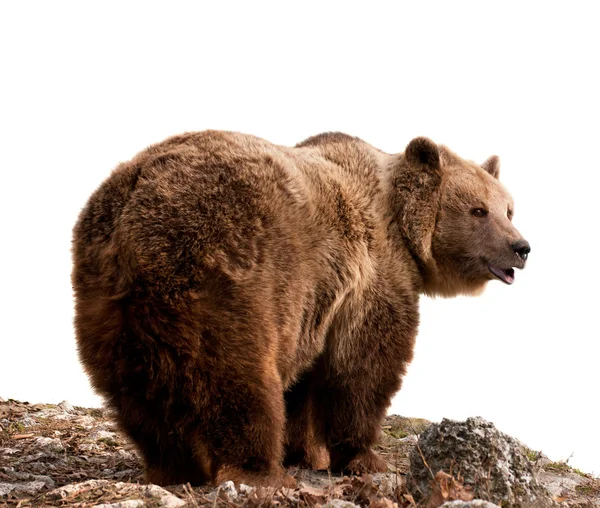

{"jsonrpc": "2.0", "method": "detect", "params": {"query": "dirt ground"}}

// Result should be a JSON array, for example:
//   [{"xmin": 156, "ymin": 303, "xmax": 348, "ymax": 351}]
[{"xmin": 0, "ymin": 399, "xmax": 598, "ymax": 507}]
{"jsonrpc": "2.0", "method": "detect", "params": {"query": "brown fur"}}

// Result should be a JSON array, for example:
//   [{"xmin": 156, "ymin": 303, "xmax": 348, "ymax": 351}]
[{"xmin": 72, "ymin": 130, "xmax": 528, "ymax": 487}]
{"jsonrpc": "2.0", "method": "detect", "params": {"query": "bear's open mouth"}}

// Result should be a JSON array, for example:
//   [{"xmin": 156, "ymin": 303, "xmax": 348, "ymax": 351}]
[{"xmin": 488, "ymin": 264, "xmax": 515, "ymax": 285}]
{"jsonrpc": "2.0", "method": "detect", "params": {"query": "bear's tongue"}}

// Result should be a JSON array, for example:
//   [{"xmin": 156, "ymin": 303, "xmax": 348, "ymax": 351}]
[{"xmin": 488, "ymin": 264, "xmax": 515, "ymax": 285}]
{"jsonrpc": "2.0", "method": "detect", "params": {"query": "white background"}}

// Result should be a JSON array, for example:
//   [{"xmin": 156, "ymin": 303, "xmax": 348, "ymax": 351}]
[{"xmin": 1, "ymin": 2, "xmax": 598, "ymax": 474}]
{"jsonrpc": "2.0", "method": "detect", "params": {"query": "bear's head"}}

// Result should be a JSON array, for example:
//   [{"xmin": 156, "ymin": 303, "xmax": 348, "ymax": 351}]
[{"xmin": 392, "ymin": 137, "xmax": 530, "ymax": 297}]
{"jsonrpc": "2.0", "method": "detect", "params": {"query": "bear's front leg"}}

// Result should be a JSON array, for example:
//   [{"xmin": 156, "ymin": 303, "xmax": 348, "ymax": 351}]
[
  {"xmin": 312, "ymin": 371, "xmax": 391, "ymax": 474},
  {"xmin": 312, "ymin": 289, "xmax": 417, "ymax": 474}
]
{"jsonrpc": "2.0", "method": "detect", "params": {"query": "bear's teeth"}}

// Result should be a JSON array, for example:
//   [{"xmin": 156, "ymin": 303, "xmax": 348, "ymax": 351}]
[{"xmin": 504, "ymin": 268, "xmax": 515, "ymax": 283}]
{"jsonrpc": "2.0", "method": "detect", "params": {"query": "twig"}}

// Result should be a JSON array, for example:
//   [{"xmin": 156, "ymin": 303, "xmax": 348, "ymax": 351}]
[{"xmin": 406, "ymin": 421, "xmax": 435, "ymax": 483}]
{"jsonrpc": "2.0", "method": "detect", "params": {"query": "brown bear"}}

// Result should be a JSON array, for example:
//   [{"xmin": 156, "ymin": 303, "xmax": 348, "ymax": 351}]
[{"xmin": 72, "ymin": 130, "xmax": 530, "ymax": 488}]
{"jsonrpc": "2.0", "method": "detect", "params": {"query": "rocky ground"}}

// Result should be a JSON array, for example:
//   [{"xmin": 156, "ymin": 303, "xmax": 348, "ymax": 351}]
[{"xmin": 0, "ymin": 398, "xmax": 598, "ymax": 507}]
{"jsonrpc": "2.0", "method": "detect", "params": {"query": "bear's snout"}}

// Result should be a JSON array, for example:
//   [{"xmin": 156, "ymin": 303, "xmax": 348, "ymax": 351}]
[{"xmin": 511, "ymin": 239, "xmax": 531, "ymax": 261}]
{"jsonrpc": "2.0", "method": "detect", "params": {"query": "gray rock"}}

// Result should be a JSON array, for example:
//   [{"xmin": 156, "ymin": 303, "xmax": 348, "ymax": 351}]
[
  {"xmin": 18, "ymin": 473, "xmax": 54, "ymax": 488},
  {"xmin": 238, "ymin": 483, "xmax": 255, "ymax": 494},
  {"xmin": 94, "ymin": 501, "xmax": 145, "ymax": 508},
  {"xmin": 218, "ymin": 480, "xmax": 238, "ymax": 500},
  {"xmin": 49, "ymin": 479, "xmax": 114, "ymax": 499},
  {"xmin": 0, "ymin": 447, "xmax": 19, "ymax": 455},
  {"xmin": 440, "ymin": 501, "xmax": 501, "ymax": 507},
  {"xmin": 207, "ymin": 480, "xmax": 238, "ymax": 501},
  {"xmin": 142, "ymin": 484, "xmax": 185, "ymax": 507},
  {"xmin": 407, "ymin": 417, "xmax": 555, "ymax": 507},
  {"xmin": 0, "ymin": 480, "xmax": 48, "ymax": 496},
  {"xmin": 323, "ymin": 500, "xmax": 361, "ymax": 508},
  {"xmin": 18, "ymin": 416, "xmax": 37, "ymax": 427},
  {"xmin": 48, "ymin": 480, "xmax": 184, "ymax": 507},
  {"xmin": 89, "ymin": 429, "xmax": 117, "ymax": 441},
  {"xmin": 537, "ymin": 470, "xmax": 587, "ymax": 497},
  {"xmin": 35, "ymin": 436, "xmax": 65, "ymax": 454},
  {"xmin": 57, "ymin": 400, "xmax": 74, "ymax": 413}
]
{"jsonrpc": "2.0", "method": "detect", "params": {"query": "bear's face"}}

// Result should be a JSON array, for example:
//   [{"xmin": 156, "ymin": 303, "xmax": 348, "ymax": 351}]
[{"xmin": 428, "ymin": 152, "xmax": 529, "ymax": 296}]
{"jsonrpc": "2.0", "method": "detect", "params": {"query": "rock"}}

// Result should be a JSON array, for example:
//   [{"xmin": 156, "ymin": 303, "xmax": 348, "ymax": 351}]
[
  {"xmin": 89, "ymin": 429, "xmax": 118, "ymax": 442},
  {"xmin": 48, "ymin": 480, "xmax": 184, "ymax": 507},
  {"xmin": 538, "ymin": 469, "xmax": 587, "ymax": 497},
  {"xmin": 0, "ymin": 480, "xmax": 48, "ymax": 496},
  {"xmin": 207, "ymin": 480, "xmax": 240, "ymax": 501},
  {"xmin": 142, "ymin": 484, "xmax": 186, "ymax": 507},
  {"xmin": 94, "ymin": 501, "xmax": 145, "ymax": 508},
  {"xmin": 18, "ymin": 416, "xmax": 37, "ymax": 427},
  {"xmin": 0, "ymin": 471, "xmax": 55, "ymax": 496},
  {"xmin": 57, "ymin": 400, "xmax": 74, "ymax": 413},
  {"xmin": 323, "ymin": 500, "xmax": 361, "ymax": 508},
  {"xmin": 35, "ymin": 436, "xmax": 65, "ymax": 454},
  {"xmin": 238, "ymin": 483, "xmax": 255, "ymax": 494},
  {"xmin": 0, "ymin": 447, "xmax": 20, "ymax": 455},
  {"xmin": 16, "ymin": 473, "xmax": 55, "ymax": 488},
  {"xmin": 440, "ymin": 501, "xmax": 501, "ymax": 507},
  {"xmin": 218, "ymin": 480, "xmax": 238, "ymax": 500},
  {"xmin": 407, "ymin": 417, "xmax": 555, "ymax": 507},
  {"xmin": 49, "ymin": 479, "xmax": 112, "ymax": 499},
  {"xmin": 372, "ymin": 472, "xmax": 404, "ymax": 497}
]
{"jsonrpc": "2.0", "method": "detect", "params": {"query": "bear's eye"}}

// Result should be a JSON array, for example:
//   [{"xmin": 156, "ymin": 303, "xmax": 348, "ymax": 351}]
[
  {"xmin": 471, "ymin": 208, "xmax": 488, "ymax": 218},
  {"xmin": 507, "ymin": 208, "xmax": 514, "ymax": 220}
]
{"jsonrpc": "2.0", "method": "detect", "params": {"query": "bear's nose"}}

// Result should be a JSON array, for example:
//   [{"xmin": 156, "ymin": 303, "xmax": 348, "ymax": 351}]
[{"xmin": 512, "ymin": 239, "xmax": 531, "ymax": 261}]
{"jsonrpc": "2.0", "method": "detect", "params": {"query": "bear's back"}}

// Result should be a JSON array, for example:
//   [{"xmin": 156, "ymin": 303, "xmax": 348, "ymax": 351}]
[{"xmin": 76, "ymin": 130, "xmax": 384, "ymax": 302}]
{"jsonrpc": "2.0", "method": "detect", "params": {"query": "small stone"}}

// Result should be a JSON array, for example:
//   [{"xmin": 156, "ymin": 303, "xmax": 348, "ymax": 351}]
[
  {"xmin": 238, "ymin": 483, "xmax": 255, "ymax": 495},
  {"xmin": 537, "ymin": 470, "xmax": 587, "ymax": 497},
  {"xmin": 0, "ymin": 480, "xmax": 48, "ymax": 496},
  {"xmin": 18, "ymin": 416, "xmax": 37, "ymax": 427},
  {"xmin": 49, "ymin": 479, "xmax": 112, "ymax": 499},
  {"xmin": 90, "ymin": 429, "xmax": 117, "ymax": 441},
  {"xmin": 440, "ymin": 501, "xmax": 502, "ymax": 508},
  {"xmin": 79, "ymin": 442, "xmax": 100, "ymax": 452},
  {"xmin": 57, "ymin": 400, "xmax": 74, "ymax": 413},
  {"xmin": 30, "ymin": 474, "xmax": 55, "ymax": 488},
  {"xmin": 372, "ymin": 472, "xmax": 404, "ymax": 497},
  {"xmin": 0, "ymin": 482, "xmax": 16, "ymax": 496},
  {"xmin": 323, "ymin": 500, "xmax": 361, "ymax": 508},
  {"xmin": 94, "ymin": 501, "xmax": 145, "ymax": 508},
  {"xmin": 219, "ymin": 480, "xmax": 237, "ymax": 499},
  {"xmin": 400, "ymin": 434, "xmax": 418, "ymax": 444},
  {"xmin": 143, "ymin": 484, "xmax": 185, "ymax": 507},
  {"xmin": 117, "ymin": 449, "xmax": 135, "ymax": 460},
  {"xmin": 207, "ymin": 480, "xmax": 239, "ymax": 501},
  {"xmin": 35, "ymin": 436, "xmax": 65, "ymax": 454}
]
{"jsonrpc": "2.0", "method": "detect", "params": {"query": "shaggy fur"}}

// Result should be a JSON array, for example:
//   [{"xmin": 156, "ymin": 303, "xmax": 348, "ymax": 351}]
[{"xmin": 72, "ymin": 130, "xmax": 529, "ymax": 487}]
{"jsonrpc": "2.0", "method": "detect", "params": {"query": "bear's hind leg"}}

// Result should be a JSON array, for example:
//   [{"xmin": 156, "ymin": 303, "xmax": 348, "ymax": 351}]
[
  {"xmin": 116, "ymin": 399, "xmax": 211, "ymax": 486},
  {"xmin": 208, "ymin": 362, "xmax": 296, "ymax": 488},
  {"xmin": 284, "ymin": 370, "xmax": 329, "ymax": 470},
  {"xmin": 144, "ymin": 438, "xmax": 211, "ymax": 486}
]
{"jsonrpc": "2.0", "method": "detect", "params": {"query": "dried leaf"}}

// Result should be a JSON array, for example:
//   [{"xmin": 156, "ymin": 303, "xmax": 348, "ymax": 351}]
[
  {"xmin": 403, "ymin": 492, "xmax": 416, "ymax": 505},
  {"xmin": 369, "ymin": 498, "xmax": 398, "ymax": 508},
  {"xmin": 427, "ymin": 470, "xmax": 474, "ymax": 507}
]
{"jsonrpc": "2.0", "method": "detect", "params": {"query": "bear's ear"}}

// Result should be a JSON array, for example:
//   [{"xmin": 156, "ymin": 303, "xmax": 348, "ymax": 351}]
[
  {"xmin": 481, "ymin": 155, "xmax": 500, "ymax": 179},
  {"xmin": 405, "ymin": 137, "xmax": 441, "ymax": 174},
  {"xmin": 391, "ymin": 137, "xmax": 443, "ymax": 266}
]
